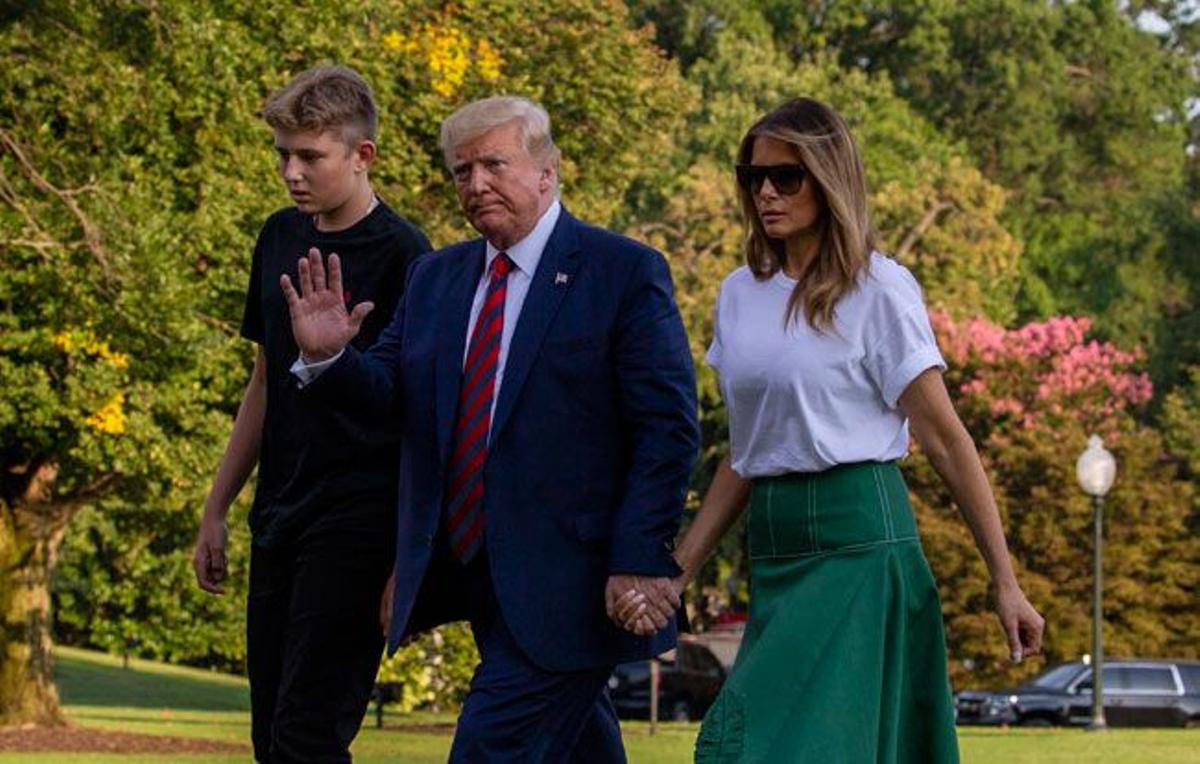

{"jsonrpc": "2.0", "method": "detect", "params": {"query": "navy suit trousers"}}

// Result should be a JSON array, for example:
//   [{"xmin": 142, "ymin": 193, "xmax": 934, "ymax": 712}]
[{"xmin": 444, "ymin": 552, "xmax": 626, "ymax": 763}]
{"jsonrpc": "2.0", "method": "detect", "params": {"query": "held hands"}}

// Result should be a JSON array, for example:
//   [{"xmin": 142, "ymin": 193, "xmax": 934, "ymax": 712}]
[
  {"xmin": 192, "ymin": 514, "xmax": 229, "ymax": 595},
  {"xmin": 280, "ymin": 248, "xmax": 375, "ymax": 362},
  {"xmin": 994, "ymin": 581, "xmax": 1045, "ymax": 663},
  {"xmin": 606, "ymin": 574, "xmax": 683, "ymax": 637}
]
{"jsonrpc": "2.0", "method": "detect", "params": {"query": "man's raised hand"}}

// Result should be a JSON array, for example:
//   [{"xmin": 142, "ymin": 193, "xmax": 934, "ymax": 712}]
[{"xmin": 280, "ymin": 248, "xmax": 375, "ymax": 362}]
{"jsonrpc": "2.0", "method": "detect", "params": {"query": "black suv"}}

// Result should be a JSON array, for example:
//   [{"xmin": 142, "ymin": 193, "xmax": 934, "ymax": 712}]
[
  {"xmin": 956, "ymin": 659, "xmax": 1200, "ymax": 727},
  {"xmin": 608, "ymin": 636, "xmax": 730, "ymax": 722}
]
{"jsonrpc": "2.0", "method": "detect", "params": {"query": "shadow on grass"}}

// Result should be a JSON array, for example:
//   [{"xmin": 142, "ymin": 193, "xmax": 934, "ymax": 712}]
[{"xmin": 55, "ymin": 650, "xmax": 251, "ymax": 712}]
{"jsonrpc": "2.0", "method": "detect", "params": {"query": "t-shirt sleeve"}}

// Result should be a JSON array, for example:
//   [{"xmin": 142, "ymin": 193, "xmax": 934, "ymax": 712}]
[
  {"xmin": 863, "ymin": 269, "xmax": 946, "ymax": 408},
  {"xmin": 240, "ymin": 232, "xmax": 266, "ymax": 344}
]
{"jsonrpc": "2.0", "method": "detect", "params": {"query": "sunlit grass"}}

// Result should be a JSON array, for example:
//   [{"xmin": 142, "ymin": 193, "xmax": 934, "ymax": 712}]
[{"xmin": 0, "ymin": 648, "xmax": 1190, "ymax": 763}]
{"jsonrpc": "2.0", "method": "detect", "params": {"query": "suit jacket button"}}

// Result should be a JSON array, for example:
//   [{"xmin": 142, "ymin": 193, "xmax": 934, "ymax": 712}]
[{"xmin": 424, "ymin": 534, "xmax": 434, "ymax": 547}]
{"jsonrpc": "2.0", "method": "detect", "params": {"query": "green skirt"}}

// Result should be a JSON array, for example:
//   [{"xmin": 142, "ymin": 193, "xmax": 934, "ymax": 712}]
[{"xmin": 695, "ymin": 462, "xmax": 959, "ymax": 763}]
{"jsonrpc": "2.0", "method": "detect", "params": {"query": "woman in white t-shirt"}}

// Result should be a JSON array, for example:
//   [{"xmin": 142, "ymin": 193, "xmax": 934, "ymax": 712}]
[{"xmin": 615, "ymin": 98, "xmax": 1044, "ymax": 762}]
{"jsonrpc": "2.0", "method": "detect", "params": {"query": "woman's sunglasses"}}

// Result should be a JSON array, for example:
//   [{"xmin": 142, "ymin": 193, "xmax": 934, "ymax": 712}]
[{"xmin": 735, "ymin": 164, "xmax": 807, "ymax": 195}]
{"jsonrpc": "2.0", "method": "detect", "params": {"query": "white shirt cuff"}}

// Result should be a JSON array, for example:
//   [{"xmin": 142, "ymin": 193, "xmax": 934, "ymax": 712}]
[{"xmin": 289, "ymin": 349, "xmax": 344, "ymax": 387}]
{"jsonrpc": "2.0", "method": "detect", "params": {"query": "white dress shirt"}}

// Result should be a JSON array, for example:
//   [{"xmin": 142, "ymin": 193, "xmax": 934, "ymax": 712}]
[{"xmin": 292, "ymin": 200, "xmax": 562, "ymax": 434}]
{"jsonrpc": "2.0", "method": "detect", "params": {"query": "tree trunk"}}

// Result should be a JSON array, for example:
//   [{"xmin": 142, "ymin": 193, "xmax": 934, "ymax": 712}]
[{"xmin": 0, "ymin": 463, "xmax": 67, "ymax": 726}]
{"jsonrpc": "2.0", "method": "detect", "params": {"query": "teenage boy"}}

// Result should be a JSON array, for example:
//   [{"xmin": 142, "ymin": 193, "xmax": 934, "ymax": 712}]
[{"xmin": 191, "ymin": 65, "xmax": 430, "ymax": 762}]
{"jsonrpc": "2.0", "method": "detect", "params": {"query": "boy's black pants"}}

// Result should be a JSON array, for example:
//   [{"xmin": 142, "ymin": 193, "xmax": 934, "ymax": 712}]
[{"xmin": 247, "ymin": 502, "xmax": 396, "ymax": 763}]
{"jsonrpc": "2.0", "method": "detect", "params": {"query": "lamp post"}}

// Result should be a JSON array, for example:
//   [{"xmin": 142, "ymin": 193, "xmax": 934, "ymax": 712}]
[{"xmin": 1076, "ymin": 435, "xmax": 1116, "ymax": 731}]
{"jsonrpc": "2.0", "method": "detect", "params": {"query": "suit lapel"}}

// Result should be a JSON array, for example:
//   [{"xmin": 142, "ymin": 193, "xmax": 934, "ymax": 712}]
[
  {"xmin": 435, "ymin": 242, "xmax": 486, "ymax": 467},
  {"xmin": 489, "ymin": 212, "xmax": 582, "ymax": 443}
]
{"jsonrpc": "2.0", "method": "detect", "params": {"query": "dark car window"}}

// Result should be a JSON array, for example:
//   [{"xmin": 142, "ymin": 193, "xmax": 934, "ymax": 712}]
[
  {"xmin": 1026, "ymin": 663, "xmax": 1085, "ymax": 690},
  {"xmin": 1077, "ymin": 666, "xmax": 1179, "ymax": 693},
  {"xmin": 1074, "ymin": 666, "xmax": 1120, "ymax": 692},
  {"xmin": 1177, "ymin": 665, "xmax": 1200, "ymax": 694},
  {"xmin": 1121, "ymin": 667, "xmax": 1178, "ymax": 693}
]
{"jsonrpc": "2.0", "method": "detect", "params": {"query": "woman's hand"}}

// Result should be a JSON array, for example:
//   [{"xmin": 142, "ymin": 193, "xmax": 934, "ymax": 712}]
[{"xmin": 994, "ymin": 581, "xmax": 1044, "ymax": 663}]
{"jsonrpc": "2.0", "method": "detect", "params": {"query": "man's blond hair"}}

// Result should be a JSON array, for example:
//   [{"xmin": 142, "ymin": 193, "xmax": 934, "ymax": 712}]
[{"xmin": 439, "ymin": 96, "xmax": 560, "ymax": 170}]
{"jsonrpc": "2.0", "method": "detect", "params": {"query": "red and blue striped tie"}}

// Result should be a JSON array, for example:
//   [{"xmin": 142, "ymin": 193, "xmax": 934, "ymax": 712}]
[{"xmin": 445, "ymin": 252, "xmax": 513, "ymax": 563}]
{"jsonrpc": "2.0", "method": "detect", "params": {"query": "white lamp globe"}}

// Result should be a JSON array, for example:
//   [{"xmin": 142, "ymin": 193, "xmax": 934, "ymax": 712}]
[{"xmin": 1076, "ymin": 435, "xmax": 1116, "ymax": 498}]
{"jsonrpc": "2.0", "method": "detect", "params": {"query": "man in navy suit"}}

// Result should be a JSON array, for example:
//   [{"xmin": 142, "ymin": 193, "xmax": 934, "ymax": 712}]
[{"xmin": 281, "ymin": 96, "xmax": 698, "ymax": 762}]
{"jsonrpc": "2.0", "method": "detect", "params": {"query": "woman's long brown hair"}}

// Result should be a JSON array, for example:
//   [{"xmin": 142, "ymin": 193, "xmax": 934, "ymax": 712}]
[{"xmin": 737, "ymin": 98, "xmax": 876, "ymax": 331}]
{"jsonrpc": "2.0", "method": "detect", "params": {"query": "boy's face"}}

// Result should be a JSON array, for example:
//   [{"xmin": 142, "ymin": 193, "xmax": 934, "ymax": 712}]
[{"xmin": 273, "ymin": 128, "xmax": 370, "ymax": 215}]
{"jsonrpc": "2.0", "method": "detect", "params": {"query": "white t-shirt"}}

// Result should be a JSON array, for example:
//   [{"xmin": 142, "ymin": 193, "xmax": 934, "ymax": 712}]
[{"xmin": 707, "ymin": 254, "xmax": 945, "ymax": 478}]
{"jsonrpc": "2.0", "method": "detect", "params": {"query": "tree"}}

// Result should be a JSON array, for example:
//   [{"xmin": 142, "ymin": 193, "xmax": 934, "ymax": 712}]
[
  {"xmin": 626, "ymin": 5, "xmax": 1199, "ymax": 669},
  {"xmin": 1, "ymin": 0, "xmax": 692, "ymax": 721},
  {"xmin": 376, "ymin": 624, "xmax": 478, "ymax": 713},
  {"xmin": 909, "ymin": 313, "xmax": 1198, "ymax": 687},
  {"xmin": 641, "ymin": 0, "xmax": 1199, "ymax": 389},
  {"xmin": 791, "ymin": 1, "xmax": 1194, "ymax": 383},
  {"xmin": 625, "ymin": 25, "xmax": 1026, "ymax": 618}
]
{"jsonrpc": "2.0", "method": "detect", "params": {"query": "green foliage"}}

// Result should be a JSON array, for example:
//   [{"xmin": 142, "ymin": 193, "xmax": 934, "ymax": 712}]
[
  {"xmin": 630, "ymin": 0, "xmax": 1199, "ymax": 690},
  {"xmin": 632, "ymin": 26, "xmax": 1028, "ymax": 609},
  {"xmin": 909, "ymin": 314, "xmax": 1198, "ymax": 687},
  {"xmin": 376, "ymin": 625, "xmax": 478, "ymax": 713},
  {"xmin": 1162, "ymin": 366, "xmax": 1200, "ymax": 479},
  {"xmin": 2, "ymin": 0, "xmax": 1197, "ymax": 713},
  {"xmin": 639, "ymin": 0, "xmax": 1199, "ymax": 387},
  {"xmin": 54, "ymin": 502, "xmax": 252, "ymax": 672},
  {"xmin": 0, "ymin": 0, "xmax": 693, "ymax": 710}
]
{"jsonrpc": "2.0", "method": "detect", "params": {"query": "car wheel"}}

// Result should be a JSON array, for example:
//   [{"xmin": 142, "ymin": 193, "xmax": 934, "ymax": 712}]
[{"xmin": 670, "ymin": 701, "xmax": 691, "ymax": 723}]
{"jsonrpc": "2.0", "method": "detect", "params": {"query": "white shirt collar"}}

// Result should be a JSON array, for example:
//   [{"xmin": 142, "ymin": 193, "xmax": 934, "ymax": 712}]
[{"xmin": 484, "ymin": 199, "xmax": 562, "ymax": 276}]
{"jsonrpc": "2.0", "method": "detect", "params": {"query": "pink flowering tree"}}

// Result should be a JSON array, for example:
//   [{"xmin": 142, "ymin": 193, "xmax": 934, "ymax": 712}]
[
  {"xmin": 934, "ymin": 314, "xmax": 1152, "ymax": 437},
  {"xmin": 905, "ymin": 313, "xmax": 1198, "ymax": 687}
]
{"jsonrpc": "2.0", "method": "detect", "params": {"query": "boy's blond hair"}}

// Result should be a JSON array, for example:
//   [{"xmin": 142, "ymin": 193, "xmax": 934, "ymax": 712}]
[{"xmin": 262, "ymin": 65, "xmax": 378, "ymax": 145}]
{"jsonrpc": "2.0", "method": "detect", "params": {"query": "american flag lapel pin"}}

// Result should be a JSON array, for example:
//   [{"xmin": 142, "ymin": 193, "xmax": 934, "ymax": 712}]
[{"xmin": 555, "ymin": 272, "xmax": 570, "ymax": 286}]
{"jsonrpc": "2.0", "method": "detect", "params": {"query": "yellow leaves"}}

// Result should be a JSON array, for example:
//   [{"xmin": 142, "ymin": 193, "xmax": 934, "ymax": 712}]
[
  {"xmin": 475, "ymin": 39, "xmax": 502, "ymax": 83},
  {"xmin": 53, "ymin": 328, "xmax": 129, "ymax": 436},
  {"xmin": 383, "ymin": 19, "xmax": 504, "ymax": 97},
  {"xmin": 53, "ymin": 329, "xmax": 129, "ymax": 369},
  {"xmin": 425, "ymin": 26, "xmax": 471, "ymax": 97},
  {"xmin": 382, "ymin": 31, "xmax": 408, "ymax": 53},
  {"xmin": 86, "ymin": 393, "xmax": 127, "ymax": 435}
]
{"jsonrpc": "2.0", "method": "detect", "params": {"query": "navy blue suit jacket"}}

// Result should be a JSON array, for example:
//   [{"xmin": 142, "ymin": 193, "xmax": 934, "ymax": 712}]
[{"xmin": 308, "ymin": 210, "xmax": 699, "ymax": 672}]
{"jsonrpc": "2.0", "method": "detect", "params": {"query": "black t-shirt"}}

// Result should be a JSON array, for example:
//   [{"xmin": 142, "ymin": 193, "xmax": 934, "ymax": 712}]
[{"xmin": 240, "ymin": 201, "xmax": 431, "ymax": 546}]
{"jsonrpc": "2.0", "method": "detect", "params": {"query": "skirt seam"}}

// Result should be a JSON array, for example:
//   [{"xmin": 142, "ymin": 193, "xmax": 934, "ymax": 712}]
[
  {"xmin": 872, "ymin": 464, "xmax": 896, "ymax": 541},
  {"xmin": 809, "ymin": 478, "xmax": 820, "ymax": 553},
  {"xmin": 766, "ymin": 480, "xmax": 778, "ymax": 556},
  {"xmin": 881, "ymin": 465, "xmax": 898, "ymax": 539},
  {"xmin": 748, "ymin": 535, "xmax": 920, "ymax": 561}
]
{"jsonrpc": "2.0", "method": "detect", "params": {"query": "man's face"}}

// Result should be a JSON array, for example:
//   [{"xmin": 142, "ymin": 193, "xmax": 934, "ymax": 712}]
[
  {"xmin": 274, "ymin": 128, "xmax": 365, "ymax": 215},
  {"xmin": 450, "ymin": 122, "xmax": 555, "ymax": 249}
]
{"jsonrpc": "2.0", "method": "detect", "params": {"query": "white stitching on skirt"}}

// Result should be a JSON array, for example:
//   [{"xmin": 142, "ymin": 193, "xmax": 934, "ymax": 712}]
[
  {"xmin": 766, "ymin": 480, "xmax": 778, "ymax": 556},
  {"xmin": 872, "ymin": 465, "xmax": 895, "ymax": 541}
]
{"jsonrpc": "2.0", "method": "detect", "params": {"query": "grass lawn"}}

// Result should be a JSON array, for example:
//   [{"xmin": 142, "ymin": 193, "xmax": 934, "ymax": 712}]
[{"xmin": 0, "ymin": 647, "xmax": 1191, "ymax": 762}]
